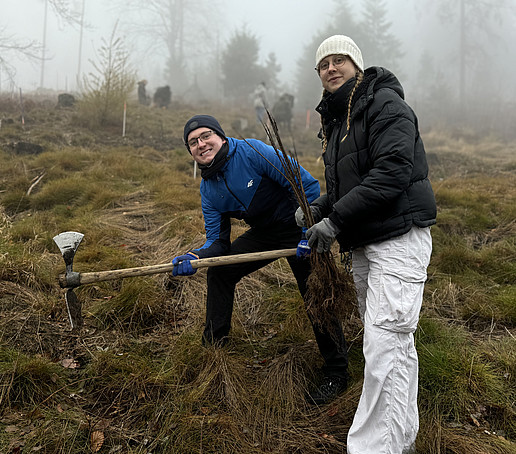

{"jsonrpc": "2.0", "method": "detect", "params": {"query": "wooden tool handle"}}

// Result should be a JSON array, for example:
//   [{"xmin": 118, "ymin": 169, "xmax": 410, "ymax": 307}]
[{"xmin": 59, "ymin": 248, "xmax": 297, "ymax": 287}]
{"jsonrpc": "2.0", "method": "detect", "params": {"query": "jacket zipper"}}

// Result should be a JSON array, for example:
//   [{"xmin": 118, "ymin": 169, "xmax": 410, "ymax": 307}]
[{"xmin": 221, "ymin": 174, "xmax": 248, "ymax": 215}]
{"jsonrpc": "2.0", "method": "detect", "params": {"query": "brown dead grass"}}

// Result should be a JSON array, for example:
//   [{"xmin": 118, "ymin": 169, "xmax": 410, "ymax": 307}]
[{"xmin": 1, "ymin": 98, "xmax": 515, "ymax": 453}]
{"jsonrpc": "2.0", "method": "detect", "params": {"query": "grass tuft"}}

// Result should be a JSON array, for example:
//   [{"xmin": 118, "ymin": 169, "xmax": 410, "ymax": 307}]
[{"xmin": 0, "ymin": 349, "xmax": 66, "ymax": 409}]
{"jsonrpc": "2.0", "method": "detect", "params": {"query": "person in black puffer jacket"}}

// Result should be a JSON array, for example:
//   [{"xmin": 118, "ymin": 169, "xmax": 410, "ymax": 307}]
[{"xmin": 295, "ymin": 35, "xmax": 436, "ymax": 454}]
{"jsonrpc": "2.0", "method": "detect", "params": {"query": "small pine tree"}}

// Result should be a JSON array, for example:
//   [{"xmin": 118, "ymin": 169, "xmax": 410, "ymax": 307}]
[
  {"xmin": 359, "ymin": 0, "xmax": 404, "ymax": 73},
  {"xmin": 78, "ymin": 25, "xmax": 135, "ymax": 128},
  {"xmin": 220, "ymin": 26, "xmax": 280, "ymax": 104},
  {"xmin": 221, "ymin": 27, "xmax": 262, "ymax": 101}
]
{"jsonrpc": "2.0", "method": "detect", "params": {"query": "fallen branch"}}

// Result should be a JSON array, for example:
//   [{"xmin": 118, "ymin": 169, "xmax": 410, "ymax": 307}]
[{"xmin": 27, "ymin": 172, "xmax": 45, "ymax": 196}]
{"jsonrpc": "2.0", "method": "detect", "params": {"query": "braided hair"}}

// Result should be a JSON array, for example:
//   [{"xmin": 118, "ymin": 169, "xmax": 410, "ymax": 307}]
[{"xmin": 320, "ymin": 69, "xmax": 364, "ymax": 153}]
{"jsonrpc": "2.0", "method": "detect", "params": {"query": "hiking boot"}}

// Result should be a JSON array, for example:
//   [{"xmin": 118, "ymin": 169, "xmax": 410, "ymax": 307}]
[{"xmin": 307, "ymin": 375, "xmax": 348, "ymax": 405}]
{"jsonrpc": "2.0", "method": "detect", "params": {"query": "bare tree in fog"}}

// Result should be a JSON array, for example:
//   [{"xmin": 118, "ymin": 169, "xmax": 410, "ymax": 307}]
[
  {"xmin": 418, "ymin": 0, "xmax": 514, "ymax": 112},
  {"xmin": 0, "ymin": 26, "xmax": 42, "ymax": 92},
  {"xmin": 113, "ymin": 0, "xmax": 220, "ymax": 96},
  {"xmin": 39, "ymin": 0, "xmax": 81, "ymax": 88},
  {"xmin": 0, "ymin": 0, "xmax": 79, "ymax": 90}
]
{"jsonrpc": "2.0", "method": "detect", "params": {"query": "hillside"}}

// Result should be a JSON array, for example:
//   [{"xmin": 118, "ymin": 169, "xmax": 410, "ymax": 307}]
[{"xmin": 1, "ymin": 94, "xmax": 515, "ymax": 453}]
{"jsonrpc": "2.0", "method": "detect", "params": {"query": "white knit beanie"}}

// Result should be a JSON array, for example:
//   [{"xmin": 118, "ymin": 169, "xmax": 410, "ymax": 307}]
[{"xmin": 315, "ymin": 35, "xmax": 364, "ymax": 72}]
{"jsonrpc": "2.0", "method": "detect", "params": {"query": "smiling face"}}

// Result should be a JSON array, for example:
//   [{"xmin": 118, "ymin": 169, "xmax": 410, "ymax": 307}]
[
  {"xmin": 317, "ymin": 54, "xmax": 358, "ymax": 94},
  {"xmin": 187, "ymin": 127, "xmax": 226, "ymax": 165}
]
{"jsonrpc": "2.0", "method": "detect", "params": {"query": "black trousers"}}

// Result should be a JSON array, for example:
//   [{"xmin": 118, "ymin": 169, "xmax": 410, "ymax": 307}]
[{"xmin": 203, "ymin": 223, "xmax": 348, "ymax": 378}]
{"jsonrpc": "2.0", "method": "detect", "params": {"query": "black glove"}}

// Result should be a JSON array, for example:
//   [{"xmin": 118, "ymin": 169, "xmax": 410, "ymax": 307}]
[
  {"xmin": 172, "ymin": 252, "xmax": 198, "ymax": 276},
  {"xmin": 306, "ymin": 218, "xmax": 340, "ymax": 253}
]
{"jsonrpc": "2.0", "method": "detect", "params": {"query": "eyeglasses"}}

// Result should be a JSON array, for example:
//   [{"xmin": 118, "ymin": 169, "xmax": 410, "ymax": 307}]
[
  {"xmin": 187, "ymin": 130, "xmax": 215, "ymax": 148},
  {"xmin": 316, "ymin": 55, "xmax": 347, "ymax": 73}
]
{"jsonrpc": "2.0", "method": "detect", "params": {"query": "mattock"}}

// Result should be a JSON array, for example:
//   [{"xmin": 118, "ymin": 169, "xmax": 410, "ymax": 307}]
[{"xmin": 53, "ymin": 231, "xmax": 297, "ymax": 330}]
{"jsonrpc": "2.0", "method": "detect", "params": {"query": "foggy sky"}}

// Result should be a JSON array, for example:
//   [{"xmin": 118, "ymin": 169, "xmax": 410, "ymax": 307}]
[
  {"xmin": 2, "ymin": 0, "xmax": 410, "ymax": 92},
  {"xmin": 2, "ymin": 0, "xmax": 516, "ymax": 102}
]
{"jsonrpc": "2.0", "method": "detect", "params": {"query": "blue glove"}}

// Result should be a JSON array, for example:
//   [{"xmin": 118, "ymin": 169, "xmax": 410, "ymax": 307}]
[
  {"xmin": 172, "ymin": 252, "xmax": 198, "ymax": 276},
  {"xmin": 306, "ymin": 218, "xmax": 340, "ymax": 253},
  {"xmin": 296, "ymin": 227, "xmax": 311, "ymax": 258},
  {"xmin": 296, "ymin": 239, "xmax": 311, "ymax": 258}
]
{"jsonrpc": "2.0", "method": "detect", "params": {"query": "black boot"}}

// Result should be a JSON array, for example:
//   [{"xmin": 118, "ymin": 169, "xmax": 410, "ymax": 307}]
[{"xmin": 307, "ymin": 375, "xmax": 348, "ymax": 405}]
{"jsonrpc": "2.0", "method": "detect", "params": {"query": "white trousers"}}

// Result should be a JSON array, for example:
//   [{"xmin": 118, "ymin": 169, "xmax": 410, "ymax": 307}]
[{"xmin": 347, "ymin": 227, "xmax": 432, "ymax": 454}]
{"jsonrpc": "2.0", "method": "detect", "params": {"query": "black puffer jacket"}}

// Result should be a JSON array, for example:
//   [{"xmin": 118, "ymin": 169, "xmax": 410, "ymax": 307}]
[{"xmin": 313, "ymin": 66, "xmax": 436, "ymax": 251}]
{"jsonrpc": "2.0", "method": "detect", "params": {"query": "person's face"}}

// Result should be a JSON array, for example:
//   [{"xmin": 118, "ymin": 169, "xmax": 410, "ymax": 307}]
[
  {"xmin": 317, "ymin": 54, "xmax": 357, "ymax": 94},
  {"xmin": 187, "ymin": 127, "xmax": 226, "ymax": 165}
]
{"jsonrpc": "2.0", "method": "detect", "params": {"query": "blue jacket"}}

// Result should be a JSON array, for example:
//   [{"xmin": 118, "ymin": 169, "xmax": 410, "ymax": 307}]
[{"xmin": 192, "ymin": 137, "xmax": 320, "ymax": 258}]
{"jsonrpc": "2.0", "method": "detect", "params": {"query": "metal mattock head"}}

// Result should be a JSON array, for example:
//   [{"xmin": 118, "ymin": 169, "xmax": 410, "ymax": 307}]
[
  {"xmin": 53, "ymin": 231, "xmax": 84, "ymax": 269},
  {"xmin": 53, "ymin": 231, "xmax": 85, "ymax": 330}
]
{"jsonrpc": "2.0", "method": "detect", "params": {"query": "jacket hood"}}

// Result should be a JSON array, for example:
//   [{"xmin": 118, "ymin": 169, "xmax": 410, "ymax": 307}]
[{"xmin": 365, "ymin": 66, "xmax": 404, "ymax": 99}]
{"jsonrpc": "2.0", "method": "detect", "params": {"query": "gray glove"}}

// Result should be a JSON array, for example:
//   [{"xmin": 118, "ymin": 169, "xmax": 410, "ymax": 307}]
[
  {"xmin": 306, "ymin": 218, "xmax": 340, "ymax": 253},
  {"xmin": 295, "ymin": 206, "xmax": 322, "ymax": 227},
  {"xmin": 295, "ymin": 206, "xmax": 307, "ymax": 227}
]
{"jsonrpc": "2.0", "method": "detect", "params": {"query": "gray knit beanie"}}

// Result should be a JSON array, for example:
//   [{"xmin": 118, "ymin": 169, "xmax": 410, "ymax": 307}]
[{"xmin": 315, "ymin": 35, "xmax": 364, "ymax": 72}]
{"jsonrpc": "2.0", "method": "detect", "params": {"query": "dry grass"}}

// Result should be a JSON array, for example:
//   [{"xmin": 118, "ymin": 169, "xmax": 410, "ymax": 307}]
[{"xmin": 0, "ymin": 96, "xmax": 515, "ymax": 453}]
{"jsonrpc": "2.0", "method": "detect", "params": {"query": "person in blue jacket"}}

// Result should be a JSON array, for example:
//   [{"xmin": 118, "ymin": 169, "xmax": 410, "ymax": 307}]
[{"xmin": 173, "ymin": 114, "xmax": 349, "ymax": 404}]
